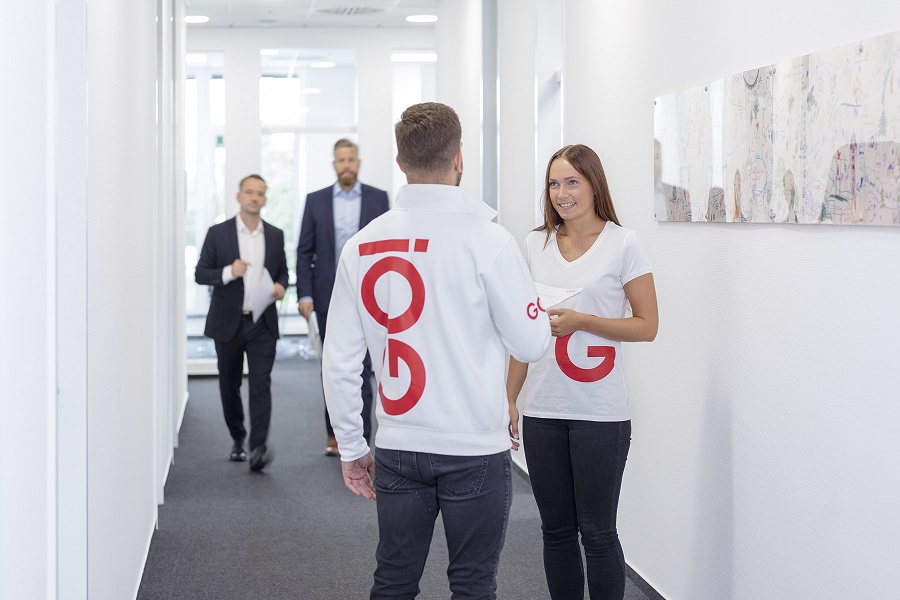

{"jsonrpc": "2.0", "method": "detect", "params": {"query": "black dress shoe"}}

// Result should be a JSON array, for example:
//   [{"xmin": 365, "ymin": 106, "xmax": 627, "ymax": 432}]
[
  {"xmin": 229, "ymin": 440, "xmax": 247, "ymax": 462},
  {"xmin": 249, "ymin": 445, "xmax": 272, "ymax": 472}
]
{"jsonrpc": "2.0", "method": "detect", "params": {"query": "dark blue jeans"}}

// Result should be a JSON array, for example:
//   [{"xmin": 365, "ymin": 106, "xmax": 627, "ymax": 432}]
[
  {"xmin": 523, "ymin": 418, "xmax": 631, "ymax": 600},
  {"xmin": 370, "ymin": 448, "xmax": 513, "ymax": 600}
]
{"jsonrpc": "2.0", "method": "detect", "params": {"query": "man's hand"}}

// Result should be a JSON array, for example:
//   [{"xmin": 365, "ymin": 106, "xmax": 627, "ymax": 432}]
[
  {"xmin": 231, "ymin": 259, "xmax": 250, "ymax": 278},
  {"xmin": 341, "ymin": 453, "xmax": 376, "ymax": 500},
  {"xmin": 272, "ymin": 282, "xmax": 285, "ymax": 300},
  {"xmin": 298, "ymin": 299, "xmax": 314, "ymax": 320}
]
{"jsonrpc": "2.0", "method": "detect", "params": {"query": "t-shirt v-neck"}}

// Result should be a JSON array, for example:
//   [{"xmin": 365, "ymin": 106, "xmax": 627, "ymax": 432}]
[{"xmin": 552, "ymin": 224, "xmax": 607, "ymax": 266}]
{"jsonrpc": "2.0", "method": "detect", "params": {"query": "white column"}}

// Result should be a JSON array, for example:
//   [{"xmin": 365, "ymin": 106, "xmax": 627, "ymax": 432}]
[
  {"xmin": 496, "ymin": 0, "xmax": 539, "ymax": 243},
  {"xmin": 495, "ymin": 0, "xmax": 563, "ymax": 473},
  {"xmin": 224, "ymin": 40, "xmax": 261, "ymax": 212},
  {"xmin": 436, "ymin": 0, "xmax": 483, "ymax": 198},
  {"xmin": 173, "ymin": 0, "xmax": 189, "ymax": 435},
  {"xmin": 534, "ymin": 0, "xmax": 563, "ymax": 201},
  {"xmin": 57, "ymin": 0, "xmax": 89, "ymax": 595},
  {"xmin": 154, "ymin": 0, "xmax": 177, "ymax": 504},
  {"xmin": 357, "ymin": 39, "xmax": 395, "ymax": 193}
]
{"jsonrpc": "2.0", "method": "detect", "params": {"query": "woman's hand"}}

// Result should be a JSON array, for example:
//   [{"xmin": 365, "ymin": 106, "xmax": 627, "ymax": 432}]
[
  {"xmin": 508, "ymin": 402, "xmax": 521, "ymax": 451},
  {"xmin": 547, "ymin": 308, "xmax": 583, "ymax": 337}
]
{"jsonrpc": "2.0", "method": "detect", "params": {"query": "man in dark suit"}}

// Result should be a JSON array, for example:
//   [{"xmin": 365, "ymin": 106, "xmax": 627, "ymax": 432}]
[
  {"xmin": 195, "ymin": 174, "xmax": 289, "ymax": 472},
  {"xmin": 296, "ymin": 139, "xmax": 389, "ymax": 456}
]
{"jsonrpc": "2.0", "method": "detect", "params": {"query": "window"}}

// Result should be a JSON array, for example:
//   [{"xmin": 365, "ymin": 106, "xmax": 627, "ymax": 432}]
[
  {"xmin": 185, "ymin": 52, "xmax": 225, "ymax": 323},
  {"xmin": 258, "ymin": 48, "xmax": 358, "ymax": 274}
]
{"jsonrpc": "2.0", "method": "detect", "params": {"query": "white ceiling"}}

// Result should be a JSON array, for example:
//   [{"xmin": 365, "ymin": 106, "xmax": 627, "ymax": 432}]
[{"xmin": 184, "ymin": 0, "xmax": 440, "ymax": 28}]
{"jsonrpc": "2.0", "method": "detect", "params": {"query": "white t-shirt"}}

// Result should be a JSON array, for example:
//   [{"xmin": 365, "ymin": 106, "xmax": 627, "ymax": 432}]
[{"xmin": 519, "ymin": 223, "xmax": 652, "ymax": 421}]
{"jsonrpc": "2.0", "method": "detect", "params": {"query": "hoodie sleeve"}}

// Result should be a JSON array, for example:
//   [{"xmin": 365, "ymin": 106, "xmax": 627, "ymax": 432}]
[
  {"xmin": 483, "ymin": 237, "xmax": 551, "ymax": 363},
  {"xmin": 321, "ymin": 256, "xmax": 371, "ymax": 462}
]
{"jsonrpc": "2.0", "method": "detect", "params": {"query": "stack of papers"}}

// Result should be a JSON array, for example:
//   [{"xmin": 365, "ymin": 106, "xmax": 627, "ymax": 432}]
[
  {"xmin": 251, "ymin": 268, "xmax": 277, "ymax": 323},
  {"xmin": 533, "ymin": 282, "xmax": 582, "ymax": 308}
]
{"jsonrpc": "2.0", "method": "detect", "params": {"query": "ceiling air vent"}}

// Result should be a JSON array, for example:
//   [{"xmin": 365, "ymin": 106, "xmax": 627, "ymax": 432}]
[{"xmin": 316, "ymin": 7, "xmax": 385, "ymax": 16}]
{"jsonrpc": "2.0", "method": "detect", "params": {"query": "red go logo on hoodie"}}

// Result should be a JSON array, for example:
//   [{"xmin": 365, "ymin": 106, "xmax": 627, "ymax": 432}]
[{"xmin": 359, "ymin": 239, "xmax": 429, "ymax": 415}]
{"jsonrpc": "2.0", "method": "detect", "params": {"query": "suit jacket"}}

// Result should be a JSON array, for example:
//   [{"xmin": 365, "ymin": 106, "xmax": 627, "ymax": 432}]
[
  {"xmin": 195, "ymin": 217, "xmax": 289, "ymax": 342},
  {"xmin": 296, "ymin": 183, "xmax": 389, "ymax": 334}
]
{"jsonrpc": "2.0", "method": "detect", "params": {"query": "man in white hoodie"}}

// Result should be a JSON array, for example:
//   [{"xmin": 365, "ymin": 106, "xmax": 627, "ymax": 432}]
[{"xmin": 322, "ymin": 102, "xmax": 551, "ymax": 599}]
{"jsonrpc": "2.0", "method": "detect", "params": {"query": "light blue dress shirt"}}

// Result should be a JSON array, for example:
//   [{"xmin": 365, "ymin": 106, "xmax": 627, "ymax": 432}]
[{"xmin": 332, "ymin": 180, "xmax": 362, "ymax": 267}]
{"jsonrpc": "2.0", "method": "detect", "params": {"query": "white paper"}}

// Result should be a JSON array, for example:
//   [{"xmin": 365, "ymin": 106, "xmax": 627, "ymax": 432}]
[
  {"xmin": 251, "ymin": 268, "xmax": 277, "ymax": 323},
  {"xmin": 533, "ymin": 282, "xmax": 582, "ymax": 309},
  {"xmin": 307, "ymin": 310, "xmax": 322, "ymax": 361}
]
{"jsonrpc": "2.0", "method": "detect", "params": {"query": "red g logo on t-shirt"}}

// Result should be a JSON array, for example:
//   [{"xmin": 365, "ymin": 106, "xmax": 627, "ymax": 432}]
[{"xmin": 555, "ymin": 333, "xmax": 615, "ymax": 383}]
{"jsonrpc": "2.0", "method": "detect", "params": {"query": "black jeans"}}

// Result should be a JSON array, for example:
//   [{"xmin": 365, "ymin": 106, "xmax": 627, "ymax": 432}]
[
  {"xmin": 214, "ymin": 317, "xmax": 276, "ymax": 451},
  {"xmin": 370, "ymin": 448, "xmax": 512, "ymax": 599},
  {"xmin": 319, "ymin": 319, "xmax": 374, "ymax": 442},
  {"xmin": 523, "ymin": 417, "xmax": 631, "ymax": 600}
]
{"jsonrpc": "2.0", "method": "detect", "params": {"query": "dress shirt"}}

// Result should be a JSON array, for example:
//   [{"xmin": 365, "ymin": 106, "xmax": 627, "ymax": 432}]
[
  {"xmin": 332, "ymin": 180, "xmax": 362, "ymax": 267},
  {"xmin": 222, "ymin": 216, "xmax": 266, "ymax": 313}
]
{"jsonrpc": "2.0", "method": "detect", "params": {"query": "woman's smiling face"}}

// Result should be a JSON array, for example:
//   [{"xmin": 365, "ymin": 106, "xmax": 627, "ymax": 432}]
[{"xmin": 548, "ymin": 158, "xmax": 595, "ymax": 223}]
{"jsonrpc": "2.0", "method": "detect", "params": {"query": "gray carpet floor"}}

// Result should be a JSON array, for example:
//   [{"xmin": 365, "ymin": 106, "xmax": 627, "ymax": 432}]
[{"xmin": 137, "ymin": 345, "xmax": 662, "ymax": 599}]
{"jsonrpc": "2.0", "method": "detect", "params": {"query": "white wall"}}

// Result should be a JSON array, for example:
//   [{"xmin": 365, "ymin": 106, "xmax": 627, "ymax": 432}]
[
  {"xmin": 1, "ymin": 1, "xmax": 183, "ymax": 598},
  {"xmin": 552, "ymin": 1, "xmax": 900, "ymax": 599},
  {"xmin": 86, "ymin": 0, "xmax": 164, "ymax": 597},
  {"xmin": 0, "ymin": 0, "xmax": 57, "ymax": 597}
]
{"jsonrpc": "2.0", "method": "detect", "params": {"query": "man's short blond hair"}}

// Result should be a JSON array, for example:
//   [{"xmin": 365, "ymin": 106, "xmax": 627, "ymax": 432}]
[{"xmin": 334, "ymin": 138, "xmax": 359, "ymax": 155}]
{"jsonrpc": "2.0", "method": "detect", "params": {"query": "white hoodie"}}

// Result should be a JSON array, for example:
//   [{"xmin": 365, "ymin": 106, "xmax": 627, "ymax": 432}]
[{"xmin": 322, "ymin": 184, "xmax": 551, "ymax": 461}]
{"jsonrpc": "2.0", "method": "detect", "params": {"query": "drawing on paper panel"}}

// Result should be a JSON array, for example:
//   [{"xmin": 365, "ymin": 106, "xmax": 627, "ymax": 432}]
[{"xmin": 654, "ymin": 30, "xmax": 900, "ymax": 226}]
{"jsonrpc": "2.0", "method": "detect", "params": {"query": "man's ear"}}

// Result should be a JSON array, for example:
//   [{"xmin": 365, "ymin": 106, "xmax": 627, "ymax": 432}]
[
  {"xmin": 453, "ymin": 149, "xmax": 463, "ymax": 172},
  {"xmin": 395, "ymin": 155, "xmax": 406, "ymax": 173}
]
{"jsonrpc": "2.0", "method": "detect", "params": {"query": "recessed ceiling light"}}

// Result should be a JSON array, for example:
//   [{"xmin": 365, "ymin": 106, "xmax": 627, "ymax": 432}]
[
  {"xmin": 259, "ymin": 49, "xmax": 279, "ymax": 56},
  {"xmin": 185, "ymin": 15, "xmax": 210, "ymax": 24},
  {"xmin": 391, "ymin": 52, "xmax": 437, "ymax": 63},
  {"xmin": 310, "ymin": 61, "xmax": 336, "ymax": 69},
  {"xmin": 185, "ymin": 54, "xmax": 208, "ymax": 64},
  {"xmin": 406, "ymin": 15, "xmax": 437, "ymax": 23},
  {"xmin": 301, "ymin": 88, "xmax": 322, "ymax": 95},
  {"xmin": 317, "ymin": 7, "xmax": 382, "ymax": 16}
]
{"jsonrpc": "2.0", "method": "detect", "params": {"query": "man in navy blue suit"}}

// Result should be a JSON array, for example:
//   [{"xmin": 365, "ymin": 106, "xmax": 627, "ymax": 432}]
[
  {"xmin": 296, "ymin": 139, "xmax": 389, "ymax": 456},
  {"xmin": 195, "ymin": 174, "xmax": 289, "ymax": 472}
]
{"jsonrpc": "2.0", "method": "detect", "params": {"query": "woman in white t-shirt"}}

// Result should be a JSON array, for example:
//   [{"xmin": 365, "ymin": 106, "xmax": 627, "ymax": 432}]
[{"xmin": 507, "ymin": 144, "xmax": 659, "ymax": 600}]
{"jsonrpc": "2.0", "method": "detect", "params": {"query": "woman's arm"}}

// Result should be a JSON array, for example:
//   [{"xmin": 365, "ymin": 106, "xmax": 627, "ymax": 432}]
[
  {"xmin": 547, "ymin": 273, "xmax": 658, "ymax": 342},
  {"xmin": 506, "ymin": 357, "xmax": 529, "ymax": 404},
  {"xmin": 506, "ymin": 357, "xmax": 529, "ymax": 451}
]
